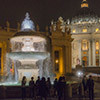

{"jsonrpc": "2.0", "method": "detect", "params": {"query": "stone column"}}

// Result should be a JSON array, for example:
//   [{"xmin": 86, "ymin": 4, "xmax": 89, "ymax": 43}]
[
  {"xmin": 51, "ymin": 45, "xmax": 55, "ymax": 72},
  {"xmin": 62, "ymin": 46, "xmax": 66, "ymax": 75},
  {"xmin": 65, "ymin": 46, "xmax": 69, "ymax": 73},
  {"xmin": 92, "ymin": 39, "xmax": 96, "ymax": 66},
  {"xmin": 69, "ymin": 43, "xmax": 72, "ymax": 73},
  {"xmin": 99, "ymin": 40, "xmax": 100, "ymax": 66},
  {"xmin": 78, "ymin": 40, "xmax": 82, "ymax": 65},
  {"xmin": 89, "ymin": 40, "xmax": 91, "ymax": 66},
  {"xmin": 65, "ymin": 44, "xmax": 72, "ymax": 73}
]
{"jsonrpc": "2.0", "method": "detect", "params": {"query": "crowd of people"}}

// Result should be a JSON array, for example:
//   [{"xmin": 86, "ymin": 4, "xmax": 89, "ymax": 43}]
[
  {"xmin": 21, "ymin": 75, "xmax": 94, "ymax": 100},
  {"xmin": 21, "ymin": 76, "xmax": 66, "ymax": 100}
]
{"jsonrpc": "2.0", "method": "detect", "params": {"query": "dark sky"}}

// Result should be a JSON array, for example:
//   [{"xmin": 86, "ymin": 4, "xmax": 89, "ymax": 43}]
[{"xmin": 0, "ymin": 0, "xmax": 99, "ymax": 31}]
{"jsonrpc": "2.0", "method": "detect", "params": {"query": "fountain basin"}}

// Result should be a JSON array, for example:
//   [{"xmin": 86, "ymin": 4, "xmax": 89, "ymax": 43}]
[{"xmin": 8, "ymin": 52, "xmax": 50, "ymax": 60}]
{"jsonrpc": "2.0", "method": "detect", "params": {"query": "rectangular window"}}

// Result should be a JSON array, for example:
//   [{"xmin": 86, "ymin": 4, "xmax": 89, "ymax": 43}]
[
  {"xmin": 0, "ymin": 48, "xmax": 1, "ymax": 69},
  {"xmin": 54, "ymin": 51, "xmax": 59, "ymax": 72}
]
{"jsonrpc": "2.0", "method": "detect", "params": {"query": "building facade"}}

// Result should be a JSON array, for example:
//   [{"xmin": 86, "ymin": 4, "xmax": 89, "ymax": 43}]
[
  {"xmin": 50, "ymin": 18, "xmax": 73, "ymax": 77},
  {"xmin": 51, "ymin": 0, "xmax": 100, "ymax": 68},
  {"xmin": 0, "ymin": 0, "xmax": 100, "ymax": 78},
  {"xmin": 0, "ymin": 14, "xmax": 73, "ymax": 77},
  {"xmin": 71, "ymin": 0, "xmax": 100, "ymax": 68}
]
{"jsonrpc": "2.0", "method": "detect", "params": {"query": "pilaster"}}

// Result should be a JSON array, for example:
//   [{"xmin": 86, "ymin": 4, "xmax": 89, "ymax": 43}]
[
  {"xmin": 65, "ymin": 46, "xmax": 69, "ymax": 73},
  {"xmin": 92, "ymin": 39, "xmax": 96, "ymax": 66},
  {"xmin": 78, "ymin": 40, "xmax": 82, "ymax": 65},
  {"xmin": 65, "ymin": 44, "xmax": 72, "ymax": 73},
  {"xmin": 89, "ymin": 40, "xmax": 91, "ymax": 66}
]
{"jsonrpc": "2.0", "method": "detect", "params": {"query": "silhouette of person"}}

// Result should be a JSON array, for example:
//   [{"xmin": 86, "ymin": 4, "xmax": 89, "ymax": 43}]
[
  {"xmin": 46, "ymin": 77, "xmax": 51, "ymax": 97},
  {"xmin": 40, "ymin": 77, "xmax": 47, "ymax": 100},
  {"xmin": 87, "ymin": 75, "xmax": 94, "ymax": 100},
  {"xmin": 78, "ymin": 83, "xmax": 82, "ymax": 98},
  {"xmin": 62, "ymin": 76, "xmax": 66, "ymax": 100},
  {"xmin": 53, "ymin": 78, "xmax": 58, "ymax": 97},
  {"xmin": 29, "ymin": 77, "xmax": 34, "ymax": 100},
  {"xmin": 82, "ymin": 75, "xmax": 87, "ymax": 96},
  {"xmin": 57, "ymin": 77, "xmax": 63, "ymax": 100},
  {"xmin": 36, "ymin": 76, "xmax": 41, "ymax": 97},
  {"xmin": 21, "ymin": 76, "xmax": 27, "ymax": 100}
]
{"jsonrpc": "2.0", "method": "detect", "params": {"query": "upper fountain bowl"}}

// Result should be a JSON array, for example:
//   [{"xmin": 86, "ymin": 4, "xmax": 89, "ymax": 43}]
[{"xmin": 10, "ymin": 13, "xmax": 50, "ymax": 52}]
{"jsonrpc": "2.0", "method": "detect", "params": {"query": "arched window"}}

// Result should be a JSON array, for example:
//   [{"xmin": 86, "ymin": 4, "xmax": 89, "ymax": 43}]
[
  {"xmin": 82, "ymin": 56, "xmax": 88, "ymax": 67},
  {"xmin": 72, "ymin": 29, "xmax": 76, "ymax": 33},
  {"xmin": 82, "ymin": 40, "xmax": 88, "ymax": 50},
  {"xmin": 96, "ymin": 41, "xmax": 99, "ymax": 50},
  {"xmin": 82, "ymin": 29, "xmax": 87, "ymax": 33},
  {"xmin": 54, "ymin": 51, "xmax": 59, "ymax": 71}
]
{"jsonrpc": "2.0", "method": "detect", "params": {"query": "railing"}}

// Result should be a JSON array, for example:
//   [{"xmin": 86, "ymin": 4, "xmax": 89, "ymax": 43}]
[{"xmin": 0, "ymin": 83, "xmax": 80, "ymax": 99}]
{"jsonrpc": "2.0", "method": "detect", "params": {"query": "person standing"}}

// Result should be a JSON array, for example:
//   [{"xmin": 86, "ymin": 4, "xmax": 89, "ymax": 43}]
[
  {"xmin": 61, "ymin": 76, "xmax": 66, "ymax": 100},
  {"xmin": 82, "ymin": 75, "xmax": 87, "ymax": 97},
  {"xmin": 21, "ymin": 76, "xmax": 27, "ymax": 100},
  {"xmin": 36, "ymin": 76, "xmax": 41, "ymax": 97},
  {"xmin": 53, "ymin": 78, "xmax": 58, "ymax": 97},
  {"xmin": 87, "ymin": 75, "xmax": 94, "ymax": 100},
  {"xmin": 29, "ymin": 77, "xmax": 34, "ymax": 100},
  {"xmin": 57, "ymin": 77, "xmax": 63, "ymax": 100},
  {"xmin": 40, "ymin": 77, "xmax": 47, "ymax": 100},
  {"xmin": 46, "ymin": 77, "xmax": 51, "ymax": 97}
]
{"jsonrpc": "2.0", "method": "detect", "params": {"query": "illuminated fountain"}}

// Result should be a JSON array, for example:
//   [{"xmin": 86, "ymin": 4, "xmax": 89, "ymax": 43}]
[{"xmin": 1, "ymin": 13, "xmax": 53, "ymax": 85}]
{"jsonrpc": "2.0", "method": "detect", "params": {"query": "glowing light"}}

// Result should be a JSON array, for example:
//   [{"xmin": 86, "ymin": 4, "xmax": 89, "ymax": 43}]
[
  {"xmin": 81, "ymin": 0, "xmax": 88, "ymax": 8},
  {"xmin": 96, "ymin": 28, "xmax": 99, "ymax": 32},
  {"xmin": 96, "ymin": 42, "xmax": 99, "ymax": 50},
  {"xmin": 10, "ymin": 68, "xmax": 13, "ymax": 72},
  {"xmin": 55, "ymin": 59, "xmax": 59, "ymax": 63},
  {"xmin": 72, "ymin": 29, "xmax": 76, "ymax": 33},
  {"xmin": 82, "ymin": 29, "xmax": 87, "ymax": 33},
  {"xmin": 77, "ymin": 71, "xmax": 83, "ymax": 77},
  {"xmin": 21, "ymin": 12, "xmax": 35, "ymax": 31}
]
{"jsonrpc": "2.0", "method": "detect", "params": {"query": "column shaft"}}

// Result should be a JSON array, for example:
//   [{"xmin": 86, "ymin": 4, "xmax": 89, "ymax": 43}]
[
  {"xmin": 92, "ymin": 40, "xmax": 96, "ymax": 66},
  {"xmin": 78, "ymin": 40, "xmax": 82, "ymax": 65},
  {"xmin": 89, "ymin": 40, "xmax": 91, "ymax": 66}
]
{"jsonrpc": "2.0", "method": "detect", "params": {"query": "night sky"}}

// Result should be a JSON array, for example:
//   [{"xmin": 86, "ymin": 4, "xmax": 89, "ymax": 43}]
[{"xmin": 0, "ymin": 0, "xmax": 99, "ymax": 31}]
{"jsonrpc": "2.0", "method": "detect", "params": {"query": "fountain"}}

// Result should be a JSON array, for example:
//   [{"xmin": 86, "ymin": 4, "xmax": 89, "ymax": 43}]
[{"xmin": 0, "ymin": 13, "xmax": 53, "ymax": 85}]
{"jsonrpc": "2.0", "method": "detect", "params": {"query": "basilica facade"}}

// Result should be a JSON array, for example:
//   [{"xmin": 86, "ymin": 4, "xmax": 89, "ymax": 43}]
[
  {"xmin": 0, "ymin": 0, "xmax": 100, "ymax": 77},
  {"xmin": 71, "ymin": 0, "xmax": 100, "ymax": 68},
  {"xmin": 51, "ymin": 0, "xmax": 100, "ymax": 68}
]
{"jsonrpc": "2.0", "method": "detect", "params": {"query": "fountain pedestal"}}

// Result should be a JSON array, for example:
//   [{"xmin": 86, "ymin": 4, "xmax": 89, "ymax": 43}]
[{"xmin": 18, "ymin": 68, "xmax": 39, "ymax": 81}]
